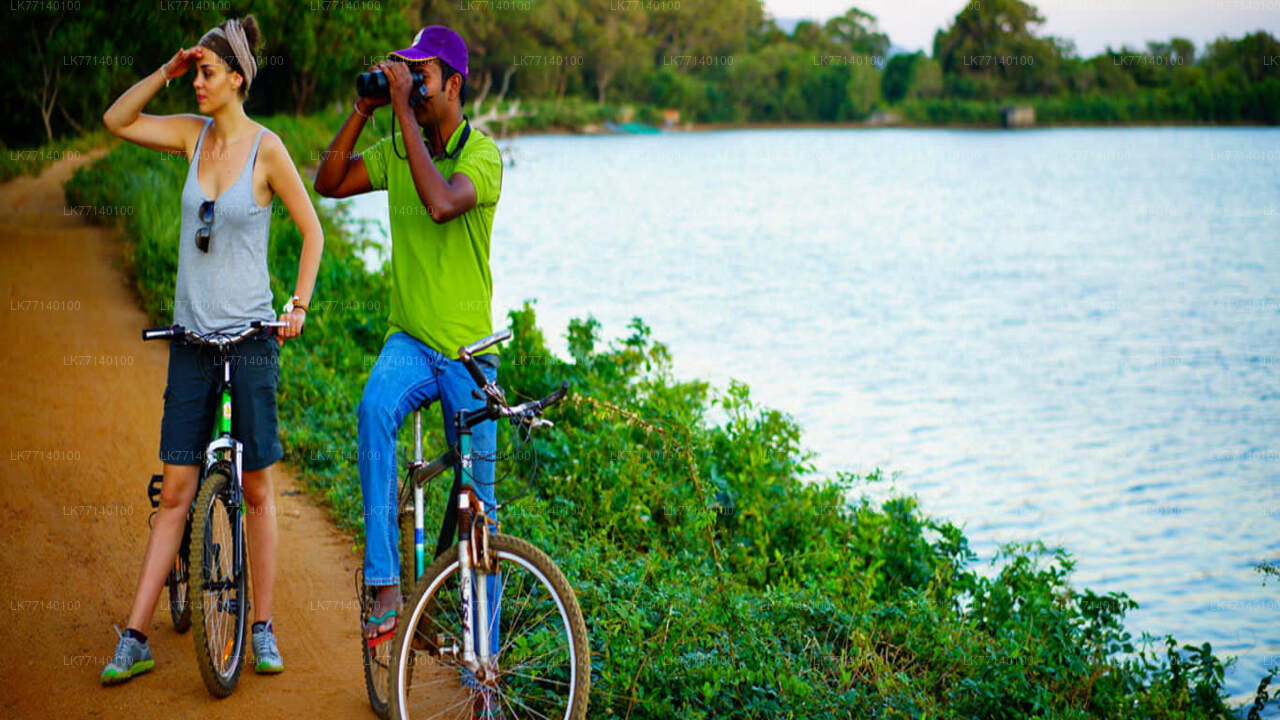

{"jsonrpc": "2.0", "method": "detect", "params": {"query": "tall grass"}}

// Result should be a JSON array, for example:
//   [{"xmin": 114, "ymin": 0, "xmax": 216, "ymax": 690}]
[{"xmin": 0, "ymin": 128, "xmax": 112, "ymax": 182}]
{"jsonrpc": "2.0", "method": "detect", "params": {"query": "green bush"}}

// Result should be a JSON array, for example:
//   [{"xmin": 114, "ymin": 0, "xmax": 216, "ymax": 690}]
[
  {"xmin": 64, "ymin": 123, "xmax": 1248, "ymax": 718},
  {"xmin": 0, "ymin": 129, "xmax": 110, "ymax": 182}
]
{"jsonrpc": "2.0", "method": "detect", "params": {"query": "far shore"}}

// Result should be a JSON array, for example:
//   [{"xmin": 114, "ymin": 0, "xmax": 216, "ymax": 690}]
[{"xmin": 495, "ymin": 118, "xmax": 1278, "ymax": 138}]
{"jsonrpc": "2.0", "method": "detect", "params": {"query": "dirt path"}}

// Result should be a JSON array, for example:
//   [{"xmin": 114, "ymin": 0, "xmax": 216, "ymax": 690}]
[{"xmin": 0, "ymin": 154, "xmax": 374, "ymax": 718}]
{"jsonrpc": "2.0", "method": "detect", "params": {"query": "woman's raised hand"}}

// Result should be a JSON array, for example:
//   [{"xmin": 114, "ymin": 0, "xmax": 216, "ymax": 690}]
[{"xmin": 161, "ymin": 46, "xmax": 204, "ymax": 81}]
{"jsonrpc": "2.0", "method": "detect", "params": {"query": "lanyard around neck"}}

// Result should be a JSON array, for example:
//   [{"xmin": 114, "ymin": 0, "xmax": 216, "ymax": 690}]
[{"xmin": 428, "ymin": 117, "xmax": 470, "ymax": 160}]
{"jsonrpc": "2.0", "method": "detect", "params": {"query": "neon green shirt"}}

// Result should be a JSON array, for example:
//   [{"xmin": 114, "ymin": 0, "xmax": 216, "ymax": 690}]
[{"xmin": 362, "ymin": 120, "xmax": 502, "ymax": 357}]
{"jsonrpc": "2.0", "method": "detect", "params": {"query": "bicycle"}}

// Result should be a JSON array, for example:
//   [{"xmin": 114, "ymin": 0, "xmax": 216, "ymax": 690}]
[
  {"xmin": 142, "ymin": 319, "xmax": 287, "ymax": 697},
  {"xmin": 357, "ymin": 328, "xmax": 590, "ymax": 720}
]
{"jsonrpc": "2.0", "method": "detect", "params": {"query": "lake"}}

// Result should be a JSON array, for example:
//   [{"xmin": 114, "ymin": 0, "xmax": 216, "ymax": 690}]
[{"xmin": 331, "ymin": 126, "xmax": 1279, "ymax": 704}]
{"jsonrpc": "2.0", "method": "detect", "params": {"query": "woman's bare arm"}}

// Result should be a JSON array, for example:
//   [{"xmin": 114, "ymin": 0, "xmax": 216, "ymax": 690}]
[
  {"xmin": 262, "ymin": 132, "xmax": 324, "ymax": 341},
  {"xmin": 102, "ymin": 47, "xmax": 206, "ymax": 156}
]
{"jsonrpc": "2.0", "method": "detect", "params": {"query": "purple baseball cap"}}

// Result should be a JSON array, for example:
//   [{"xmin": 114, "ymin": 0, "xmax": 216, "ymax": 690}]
[{"xmin": 389, "ymin": 26, "xmax": 469, "ymax": 80}]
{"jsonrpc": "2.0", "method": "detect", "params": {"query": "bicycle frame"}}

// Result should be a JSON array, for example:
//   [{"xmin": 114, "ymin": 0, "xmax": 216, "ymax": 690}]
[{"xmin": 402, "ymin": 409, "xmax": 496, "ymax": 678}]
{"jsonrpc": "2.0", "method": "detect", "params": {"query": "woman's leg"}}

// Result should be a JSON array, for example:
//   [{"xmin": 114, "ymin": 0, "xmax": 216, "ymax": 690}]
[
  {"xmin": 242, "ymin": 465, "xmax": 276, "ymax": 624},
  {"xmin": 125, "ymin": 462, "xmax": 200, "ymax": 632}
]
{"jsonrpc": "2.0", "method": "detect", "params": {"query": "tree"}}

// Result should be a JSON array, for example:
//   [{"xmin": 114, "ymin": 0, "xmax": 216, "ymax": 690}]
[
  {"xmin": 932, "ymin": 0, "xmax": 1061, "ymax": 97},
  {"xmin": 580, "ymin": 0, "xmax": 649, "ymax": 104},
  {"xmin": 824, "ymin": 7, "xmax": 889, "ymax": 59},
  {"xmin": 882, "ymin": 52, "xmax": 942, "ymax": 103},
  {"xmin": 251, "ymin": 0, "xmax": 413, "ymax": 114},
  {"xmin": 25, "ymin": 11, "xmax": 64, "ymax": 142}
]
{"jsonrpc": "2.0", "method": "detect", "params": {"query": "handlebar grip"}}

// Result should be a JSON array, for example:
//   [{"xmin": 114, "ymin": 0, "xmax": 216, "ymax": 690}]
[
  {"xmin": 538, "ymin": 381, "xmax": 570, "ymax": 410},
  {"xmin": 141, "ymin": 325, "xmax": 179, "ymax": 341},
  {"xmin": 460, "ymin": 328, "xmax": 513, "ymax": 358}
]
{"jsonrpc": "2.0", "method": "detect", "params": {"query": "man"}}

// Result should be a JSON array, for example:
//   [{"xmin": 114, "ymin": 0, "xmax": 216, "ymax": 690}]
[{"xmin": 313, "ymin": 25, "xmax": 503, "ymax": 645}]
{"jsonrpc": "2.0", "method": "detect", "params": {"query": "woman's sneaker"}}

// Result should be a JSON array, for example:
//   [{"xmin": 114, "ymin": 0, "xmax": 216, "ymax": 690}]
[
  {"xmin": 100, "ymin": 626, "xmax": 154, "ymax": 685},
  {"xmin": 251, "ymin": 619, "xmax": 284, "ymax": 674}
]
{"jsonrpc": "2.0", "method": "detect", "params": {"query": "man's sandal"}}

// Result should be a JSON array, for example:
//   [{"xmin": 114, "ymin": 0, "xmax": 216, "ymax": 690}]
[{"xmin": 364, "ymin": 609, "xmax": 398, "ymax": 648}]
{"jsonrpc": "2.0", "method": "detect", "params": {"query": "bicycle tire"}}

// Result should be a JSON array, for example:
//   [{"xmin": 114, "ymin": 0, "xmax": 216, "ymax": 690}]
[
  {"xmin": 169, "ymin": 519, "xmax": 192, "ymax": 632},
  {"xmin": 362, "ymin": 507, "xmax": 415, "ymax": 718},
  {"xmin": 390, "ymin": 534, "xmax": 590, "ymax": 720},
  {"xmin": 189, "ymin": 470, "xmax": 248, "ymax": 697}
]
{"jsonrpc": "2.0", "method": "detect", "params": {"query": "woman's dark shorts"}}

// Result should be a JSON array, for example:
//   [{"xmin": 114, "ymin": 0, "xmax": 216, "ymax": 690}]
[{"xmin": 159, "ymin": 334, "xmax": 283, "ymax": 471}]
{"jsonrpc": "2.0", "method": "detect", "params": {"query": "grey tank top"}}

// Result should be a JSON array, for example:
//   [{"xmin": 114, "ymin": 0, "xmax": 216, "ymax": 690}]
[{"xmin": 173, "ymin": 120, "xmax": 274, "ymax": 334}]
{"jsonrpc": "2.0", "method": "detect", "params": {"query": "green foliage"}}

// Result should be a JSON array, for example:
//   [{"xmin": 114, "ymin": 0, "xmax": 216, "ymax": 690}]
[
  {"xmin": 6, "ymin": 0, "xmax": 1278, "ymax": 150},
  {"xmin": 882, "ymin": 52, "xmax": 942, "ymax": 104},
  {"xmin": 0, "ymin": 128, "xmax": 109, "ymax": 182},
  {"xmin": 932, "ymin": 0, "xmax": 1063, "ymax": 96},
  {"xmin": 64, "ymin": 126, "xmax": 1245, "ymax": 717},
  {"xmin": 2, "ymin": 3, "xmax": 205, "ymax": 146},
  {"xmin": 247, "ymin": 0, "xmax": 415, "ymax": 114},
  {"xmin": 0, "ymin": 0, "xmax": 412, "ymax": 146}
]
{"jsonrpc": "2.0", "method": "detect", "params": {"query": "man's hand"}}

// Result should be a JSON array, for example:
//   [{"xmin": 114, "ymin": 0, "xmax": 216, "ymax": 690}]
[
  {"xmin": 357, "ymin": 62, "xmax": 391, "ymax": 115},
  {"xmin": 381, "ymin": 61, "xmax": 417, "ymax": 122}
]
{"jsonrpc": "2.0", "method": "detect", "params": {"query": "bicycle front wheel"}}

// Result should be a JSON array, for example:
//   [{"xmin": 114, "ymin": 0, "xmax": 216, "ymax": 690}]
[
  {"xmin": 189, "ymin": 470, "xmax": 248, "ymax": 697},
  {"xmin": 391, "ymin": 534, "xmax": 590, "ymax": 720}
]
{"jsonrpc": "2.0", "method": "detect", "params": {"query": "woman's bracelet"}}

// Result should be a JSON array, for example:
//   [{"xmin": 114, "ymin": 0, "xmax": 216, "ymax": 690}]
[{"xmin": 353, "ymin": 100, "xmax": 370, "ymax": 118}]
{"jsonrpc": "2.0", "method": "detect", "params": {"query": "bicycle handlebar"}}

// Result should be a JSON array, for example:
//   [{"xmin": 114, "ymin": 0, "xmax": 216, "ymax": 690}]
[
  {"xmin": 455, "ymin": 328, "xmax": 570, "ymax": 428},
  {"xmin": 460, "ymin": 328, "xmax": 513, "ymax": 358},
  {"xmin": 502, "ymin": 380, "xmax": 570, "ymax": 418},
  {"xmin": 141, "ymin": 321, "xmax": 288, "ymax": 346}
]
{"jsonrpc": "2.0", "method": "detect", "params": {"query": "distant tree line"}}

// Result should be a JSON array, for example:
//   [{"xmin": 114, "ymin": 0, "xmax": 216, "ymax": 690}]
[{"xmin": 2, "ymin": 0, "xmax": 1277, "ymax": 147}]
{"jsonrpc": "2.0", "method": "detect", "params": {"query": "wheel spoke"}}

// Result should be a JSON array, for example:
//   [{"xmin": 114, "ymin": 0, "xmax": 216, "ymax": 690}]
[
  {"xmin": 497, "ymin": 605, "xmax": 560, "ymax": 661},
  {"xmin": 403, "ymin": 689, "xmax": 472, "ymax": 720},
  {"xmin": 501, "ymin": 668, "xmax": 573, "ymax": 688},
  {"xmin": 494, "ymin": 685, "xmax": 557, "ymax": 720}
]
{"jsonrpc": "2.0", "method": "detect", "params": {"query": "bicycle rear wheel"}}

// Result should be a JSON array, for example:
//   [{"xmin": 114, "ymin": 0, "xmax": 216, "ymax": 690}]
[
  {"xmin": 189, "ymin": 470, "xmax": 248, "ymax": 697},
  {"xmin": 168, "ymin": 518, "xmax": 192, "ymax": 632},
  {"xmin": 391, "ymin": 534, "xmax": 590, "ymax": 720}
]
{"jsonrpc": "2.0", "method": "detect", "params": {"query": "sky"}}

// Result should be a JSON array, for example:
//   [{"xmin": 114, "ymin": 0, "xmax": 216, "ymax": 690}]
[{"xmin": 764, "ymin": 0, "xmax": 1280, "ymax": 57}]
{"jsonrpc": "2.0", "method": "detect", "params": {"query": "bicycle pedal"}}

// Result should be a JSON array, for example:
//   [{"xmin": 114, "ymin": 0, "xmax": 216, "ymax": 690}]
[{"xmin": 146, "ymin": 474, "xmax": 163, "ymax": 508}]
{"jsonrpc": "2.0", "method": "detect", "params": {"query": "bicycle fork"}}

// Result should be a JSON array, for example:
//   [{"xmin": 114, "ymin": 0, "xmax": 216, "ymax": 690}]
[
  {"xmin": 205, "ymin": 356, "xmax": 246, "ymax": 613},
  {"xmin": 412, "ymin": 414, "xmax": 498, "ymax": 681}
]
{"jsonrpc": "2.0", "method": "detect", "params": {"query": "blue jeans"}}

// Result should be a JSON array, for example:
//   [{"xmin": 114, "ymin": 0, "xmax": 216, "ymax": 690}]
[{"xmin": 358, "ymin": 331, "xmax": 499, "ymax": 586}]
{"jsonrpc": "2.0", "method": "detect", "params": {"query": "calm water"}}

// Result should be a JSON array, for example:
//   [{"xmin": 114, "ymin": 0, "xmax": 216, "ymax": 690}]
[{"xmin": 334, "ymin": 127, "xmax": 1280, "ymax": 704}]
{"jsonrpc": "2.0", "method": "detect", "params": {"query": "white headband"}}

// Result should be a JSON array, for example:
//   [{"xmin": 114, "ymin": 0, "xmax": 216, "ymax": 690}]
[{"xmin": 201, "ymin": 19, "xmax": 256, "ymax": 89}]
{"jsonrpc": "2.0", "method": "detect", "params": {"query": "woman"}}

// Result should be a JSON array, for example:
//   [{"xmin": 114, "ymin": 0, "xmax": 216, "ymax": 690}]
[{"xmin": 99, "ymin": 16, "xmax": 323, "ymax": 684}]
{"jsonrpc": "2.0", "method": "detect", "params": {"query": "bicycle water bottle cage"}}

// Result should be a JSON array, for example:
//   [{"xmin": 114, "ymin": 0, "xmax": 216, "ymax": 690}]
[{"xmin": 147, "ymin": 474, "xmax": 164, "ymax": 509}]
